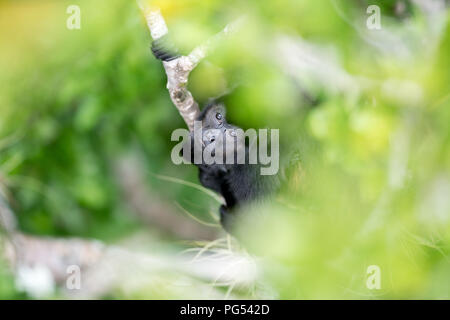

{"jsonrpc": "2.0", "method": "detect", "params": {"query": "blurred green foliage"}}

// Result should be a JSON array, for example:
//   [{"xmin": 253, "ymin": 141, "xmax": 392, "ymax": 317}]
[{"xmin": 0, "ymin": 0, "xmax": 449, "ymax": 299}]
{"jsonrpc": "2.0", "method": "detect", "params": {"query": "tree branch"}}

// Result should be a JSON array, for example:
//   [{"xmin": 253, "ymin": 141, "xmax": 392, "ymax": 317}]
[
  {"xmin": 0, "ymin": 191, "xmax": 256, "ymax": 298},
  {"xmin": 0, "ymin": 187, "xmax": 17, "ymax": 234},
  {"xmin": 114, "ymin": 155, "xmax": 219, "ymax": 241},
  {"xmin": 137, "ymin": 0, "xmax": 242, "ymax": 130}
]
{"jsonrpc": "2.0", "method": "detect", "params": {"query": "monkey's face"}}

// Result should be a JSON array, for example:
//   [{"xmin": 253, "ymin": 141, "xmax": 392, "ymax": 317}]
[
  {"xmin": 201, "ymin": 103, "xmax": 227, "ymax": 147},
  {"xmin": 183, "ymin": 103, "xmax": 238, "ymax": 164},
  {"xmin": 202, "ymin": 104, "xmax": 240, "ymax": 151}
]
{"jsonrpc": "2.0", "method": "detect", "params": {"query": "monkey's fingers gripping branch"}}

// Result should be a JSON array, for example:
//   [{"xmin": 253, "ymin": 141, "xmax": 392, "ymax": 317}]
[{"xmin": 151, "ymin": 35, "xmax": 180, "ymax": 62}]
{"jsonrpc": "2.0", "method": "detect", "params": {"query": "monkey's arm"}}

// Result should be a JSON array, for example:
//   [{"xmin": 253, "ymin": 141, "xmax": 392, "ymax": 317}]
[
  {"xmin": 151, "ymin": 34, "xmax": 180, "ymax": 62},
  {"xmin": 219, "ymin": 204, "xmax": 236, "ymax": 234},
  {"xmin": 198, "ymin": 166, "xmax": 226, "ymax": 194}
]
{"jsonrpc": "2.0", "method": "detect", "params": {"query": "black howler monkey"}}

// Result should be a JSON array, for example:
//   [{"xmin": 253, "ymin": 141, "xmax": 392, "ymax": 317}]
[
  {"xmin": 151, "ymin": 36, "xmax": 279, "ymax": 233},
  {"xmin": 185, "ymin": 101, "xmax": 279, "ymax": 232}
]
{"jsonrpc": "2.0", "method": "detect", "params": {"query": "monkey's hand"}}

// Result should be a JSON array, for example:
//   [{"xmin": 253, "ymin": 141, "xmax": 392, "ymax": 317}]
[{"xmin": 151, "ymin": 34, "xmax": 180, "ymax": 62}]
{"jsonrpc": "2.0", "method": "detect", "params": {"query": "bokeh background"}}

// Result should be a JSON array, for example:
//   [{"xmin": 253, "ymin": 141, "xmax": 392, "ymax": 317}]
[{"xmin": 0, "ymin": 0, "xmax": 449, "ymax": 299}]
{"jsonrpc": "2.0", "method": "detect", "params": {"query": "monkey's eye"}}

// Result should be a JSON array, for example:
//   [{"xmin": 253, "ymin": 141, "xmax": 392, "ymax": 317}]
[{"xmin": 215, "ymin": 113, "xmax": 222, "ymax": 120}]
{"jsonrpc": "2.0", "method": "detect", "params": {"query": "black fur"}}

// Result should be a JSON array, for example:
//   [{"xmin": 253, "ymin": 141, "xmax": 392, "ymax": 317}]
[
  {"xmin": 186, "ymin": 101, "xmax": 279, "ymax": 233},
  {"xmin": 151, "ymin": 35, "xmax": 180, "ymax": 61},
  {"xmin": 150, "ymin": 36, "xmax": 280, "ymax": 232}
]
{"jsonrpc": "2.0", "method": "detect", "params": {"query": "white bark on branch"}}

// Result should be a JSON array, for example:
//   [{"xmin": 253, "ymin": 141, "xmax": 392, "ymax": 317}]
[
  {"xmin": 0, "ymin": 179, "xmax": 255, "ymax": 298},
  {"xmin": 137, "ymin": 0, "xmax": 242, "ymax": 130},
  {"xmin": 2, "ymin": 231, "xmax": 257, "ymax": 299}
]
